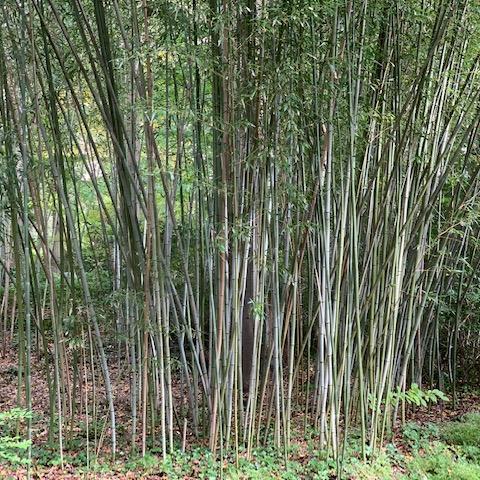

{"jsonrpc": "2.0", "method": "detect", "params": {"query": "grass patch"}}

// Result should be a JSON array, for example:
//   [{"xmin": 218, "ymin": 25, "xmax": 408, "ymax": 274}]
[
  {"xmin": 404, "ymin": 442, "xmax": 480, "ymax": 480},
  {"xmin": 440, "ymin": 412, "xmax": 480, "ymax": 447}
]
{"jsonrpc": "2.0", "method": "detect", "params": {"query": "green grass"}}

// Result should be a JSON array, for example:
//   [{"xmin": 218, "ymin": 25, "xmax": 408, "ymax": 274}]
[
  {"xmin": 404, "ymin": 442, "xmax": 480, "ymax": 480},
  {"xmin": 439, "ymin": 412, "xmax": 480, "ymax": 447}
]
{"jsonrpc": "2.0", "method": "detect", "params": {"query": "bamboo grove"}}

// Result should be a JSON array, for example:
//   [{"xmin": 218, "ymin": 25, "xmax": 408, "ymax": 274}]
[{"xmin": 1, "ymin": 0, "xmax": 480, "ymax": 468}]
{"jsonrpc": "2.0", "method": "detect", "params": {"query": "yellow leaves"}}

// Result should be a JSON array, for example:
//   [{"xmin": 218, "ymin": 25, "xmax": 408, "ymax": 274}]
[{"xmin": 156, "ymin": 49, "xmax": 168, "ymax": 61}]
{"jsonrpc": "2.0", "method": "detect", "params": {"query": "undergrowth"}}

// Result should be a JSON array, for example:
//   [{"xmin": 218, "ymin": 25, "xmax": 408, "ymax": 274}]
[{"xmin": 2, "ymin": 409, "xmax": 480, "ymax": 478}]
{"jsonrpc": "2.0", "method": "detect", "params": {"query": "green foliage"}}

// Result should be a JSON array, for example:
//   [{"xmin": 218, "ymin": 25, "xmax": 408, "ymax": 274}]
[
  {"xmin": 31, "ymin": 445, "xmax": 64, "ymax": 467},
  {"xmin": 405, "ymin": 442, "xmax": 480, "ymax": 480},
  {"xmin": 305, "ymin": 456, "xmax": 333, "ymax": 480},
  {"xmin": 398, "ymin": 414, "xmax": 480, "ymax": 479},
  {"xmin": 13, "ymin": 415, "xmax": 480, "ymax": 479},
  {"xmin": 402, "ymin": 422, "xmax": 439, "ymax": 451},
  {"xmin": 369, "ymin": 385, "xmax": 448, "ymax": 416},
  {"xmin": 440, "ymin": 413, "xmax": 480, "ymax": 448},
  {"xmin": 345, "ymin": 452, "xmax": 395, "ymax": 479},
  {"xmin": 125, "ymin": 453, "xmax": 160, "ymax": 471},
  {"xmin": 390, "ymin": 384, "xmax": 449, "ymax": 408},
  {"xmin": 0, "ymin": 408, "xmax": 32, "ymax": 466}
]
